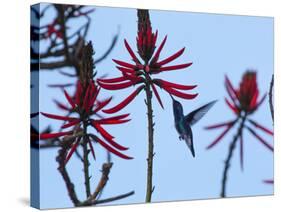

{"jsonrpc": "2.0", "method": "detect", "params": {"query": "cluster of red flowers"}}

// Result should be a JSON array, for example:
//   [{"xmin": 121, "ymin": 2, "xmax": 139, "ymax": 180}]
[
  {"xmin": 205, "ymin": 71, "xmax": 273, "ymax": 169},
  {"xmin": 41, "ymin": 80, "xmax": 133, "ymax": 165},
  {"xmin": 98, "ymin": 12, "xmax": 197, "ymax": 113},
  {"xmin": 224, "ymin": 72, "xmax": 266, "ymax": 114}
]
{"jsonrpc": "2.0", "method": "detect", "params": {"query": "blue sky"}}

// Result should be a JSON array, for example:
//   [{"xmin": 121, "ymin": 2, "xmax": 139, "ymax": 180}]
[{"xmin": 34, "ymin": 4, "xmax": 273, "ymax": 209}]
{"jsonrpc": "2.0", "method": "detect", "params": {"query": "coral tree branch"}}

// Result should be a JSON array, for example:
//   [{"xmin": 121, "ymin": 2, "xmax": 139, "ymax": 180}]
[
  {"xmin": 145, "ymin": 83, "xmax": 155, "ymax": 202},
  {"xmin": 221, "ymin": 115, "xmax": 247, "ymax": 197}
]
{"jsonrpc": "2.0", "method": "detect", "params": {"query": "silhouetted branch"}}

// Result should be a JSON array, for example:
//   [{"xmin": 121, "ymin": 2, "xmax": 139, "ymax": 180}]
[
  {"xmin": 269, "ymin": 74, "xmax": 274, "ymax": 122},
  {"xmin": 221, "ymin": 115, "xmax": 247, "ymax": 197},
  {"xmin": 39, "ymin": 61, "xmax": 73, "ymax": 70},
  {"xmin": 90, "ymin": 191, "xmax": 135, "ymax": 205}
]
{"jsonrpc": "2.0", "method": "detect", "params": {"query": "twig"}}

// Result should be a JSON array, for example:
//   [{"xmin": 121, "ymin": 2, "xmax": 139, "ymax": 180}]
[
  {"xmin": 221, "ymin": 115, "xmax": 247, "ymax": 197},
  {"xmin": 91, "ymin": 191, "xmax": 135, "ymax": 205},
  {"xmin": 83, "ymin": 162, "xmax": 113, "ymax": 205}
]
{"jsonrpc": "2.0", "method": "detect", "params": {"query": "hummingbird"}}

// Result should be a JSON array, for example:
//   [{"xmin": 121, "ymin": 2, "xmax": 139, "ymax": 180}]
[{"xmin": 171, "ymin": 96, "xmax": 217, "ymax": 157}]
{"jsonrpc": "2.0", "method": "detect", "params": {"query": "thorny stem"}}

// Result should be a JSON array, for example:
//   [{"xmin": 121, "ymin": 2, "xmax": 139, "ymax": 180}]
[
  {"xmin": 269, "ymin": 74, "xmax": 274, "ymax": 122},
  {"xmin": 145, "ymin": 81, "xmax": 155, "ymax": 202},
  {"xmin": 83, "ymin": 162, "xmax": 113, "ymax": 205},
  {"xmin": 82, "ymin": 122, "xmax": 91, "ymax": 198},
  {"xmin": 221, "ymin": 115, "xmax": 247, "ymax": 197}
]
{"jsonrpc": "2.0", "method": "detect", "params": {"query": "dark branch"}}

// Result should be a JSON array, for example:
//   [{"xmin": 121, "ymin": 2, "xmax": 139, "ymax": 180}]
[
  {"xmin": 83, "ymin": 162, "xmax": 113, "ymax": 205},
  {"xmin": 221, "ymin": 115, "xmax": 246, "ymax": 197},
  {"xmin": 91, "ymin": 191, "xmax": 135, "ymax": 205},
  {"xmin": 56, "ymin": 137, "xmax": 80, "ymax": 206},
  {"xmin": 269, "ymin": 74, "xmax": 274, "ymax": 122}
]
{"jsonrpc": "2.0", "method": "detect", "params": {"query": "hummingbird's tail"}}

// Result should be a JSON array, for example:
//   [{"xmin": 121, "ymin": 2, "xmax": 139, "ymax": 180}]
[{"xmin": 183, "ymin": 134, "xmax": 195, "ymax": 157}]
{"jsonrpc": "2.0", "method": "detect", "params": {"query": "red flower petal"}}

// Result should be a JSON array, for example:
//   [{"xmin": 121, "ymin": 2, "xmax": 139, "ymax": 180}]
[
  {"xmin": 40, "ymin": 130, "xmax": 73, "ymax": 140},
  {"xmin": 122, "ymin": 71, "xmax": 143, "ymax": 83},
  {"xmin": 116, "ymin": 66, "xmax": 136, "ymax": 74},
  {"xmin": 53, "ymin": 99, "xmax": 71, "ymax": 111},
  {"xmin": 65, "ymin": 139, "xmax": 80, "ymax": 165},
  {"xmin": 225, "ymin": 80, "xmax": 238, "ymax": 106},
  {"xmin": 41, "ymin": 112, "xmax": 78, "ymax": 121},
  {"xmin": 206, "ymin": 125, "xmax": 233, "ymax": 149},
  {"xmin": 124, "ymin": 39, "xmax": 140, "ymax": 63},
  {"xmin": 83, "ymin": 84, "xmax": 91, "ymax": 110},
  {"xmin": 92, "ymin": 123, "xmax": 129, "ymax": 151},
  {"xmin": 157, "ymin": 63, "xmax": 193, "ymax": 72},
  {"xmin": 225, "ymin": 98, "xmax": 239, "ymax": 114},
  {"xmin": 103, "ymin": 85, "xmax": 145, "ymax": 114},
  {"xmin": 249, "ymin": 90, "xmax": 259, "ymax": 110},
  {"xmin": 92, "ymin": 136, "xmax": 133, "ymax": 160},
  {"xmin": 152, "ymin": 30, "xmax": 158, "ymax": 47},
  {"xmin": 88, "ymin": 87, "xmax": 101, "ymax": 110},
  {"xmin": 92, "ymin": 122, "xmax": 114, "ymax": 140},
  {"xmin": 161, "ymin": 85, "xmax": 198, "ymax": 100},
  {"xmin": 98, "ymin": 76, "xmax": 127, "ymax": 84},
  {"xmin": 113, "ymin": 59, "xmax": 138, "ymax": 70},
  {"xmin": 64, "ymin": 89, "xmax": 76, "ymax": 109},
  {"xmin": 100, "ymin": 114, "xmax": 130, "ymax": 121},
  {"xmin": 205, "ymin": 120, "xmax": 235, "ymax": 130},
  {"xmin": 86, "ymin": 81, "xmax": 96, "ymax": 113},
  {"xmin": 248, "ymin": 119, "xmax": 273, "ymax": 136},
  {"xmin": 92, "ymin": 97, "xmax": 113, "ymax": 113},
  {"xmin": 98, "ymin": 80, "xmax": 135, "ymax": 90},
  {"xmin": 151, "ymin": 83, "xmax": 164, "ymax": 109},
  {"xmin": 75, "ymin": 81, "xmax": 82, "ymax": 105},
  {"xmin": 225, "ymin": 75, "xmax": 239, "ymax": 100},
  {"xmin": 247, "ymin": 127, "xmax": 273, "ymax": 152},
  {"xmin": 154, "ymin": 79, "xmax": 197, "ymax": 90},
  {"xmin": 94, "ymin": 119, "xmax": 131, "ymax": 125},
  {"xmin": 151, "ymin": 35, "xmax": 167, "ymax": 64},
  {"xmin": 95, "ymin": 113, "xmax": 130, "ymax": 121},
  {"xmin": 155, "ymin": 48, "xmax": 185, "ymax": 66}
]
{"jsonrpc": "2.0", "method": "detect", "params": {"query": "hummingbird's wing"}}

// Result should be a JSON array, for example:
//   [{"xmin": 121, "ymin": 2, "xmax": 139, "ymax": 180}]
[{"xmin": 184, "ymin": 100, "xmax": 217, "ymax": 126}]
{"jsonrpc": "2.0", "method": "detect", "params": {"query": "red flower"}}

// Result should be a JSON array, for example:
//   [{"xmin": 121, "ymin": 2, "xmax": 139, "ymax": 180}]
[
  {"xmin": 98, "ymin": 16, "xmax": 197, "ymax": 113},
  {"xmin": 40, "ymin": 80, "xmax": 133, "ymax": 165},
  {"xmin": 45, "ymin": 20, "xmax": 63, "ymax": 39},
  {"xmin": 205, "ymin": 71, "xmax": 273, "ymax": 170}
]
